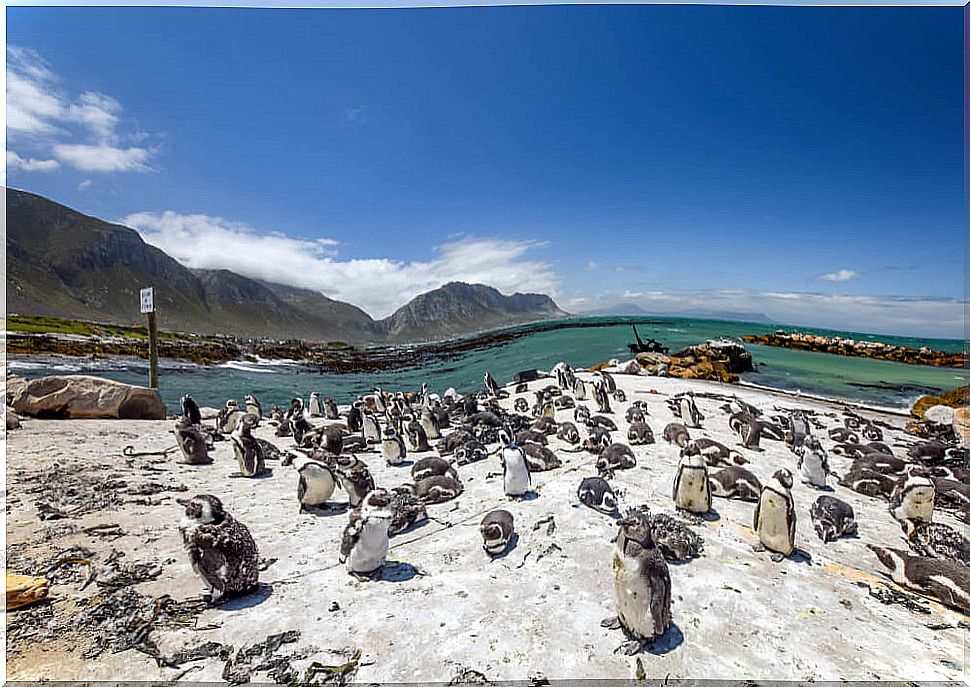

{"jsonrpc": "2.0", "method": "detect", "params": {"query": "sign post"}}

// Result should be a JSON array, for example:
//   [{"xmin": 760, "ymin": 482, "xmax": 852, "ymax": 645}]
[{"xmin": 140, "ymin": 287, "xmax": 158, "ymax": 389}]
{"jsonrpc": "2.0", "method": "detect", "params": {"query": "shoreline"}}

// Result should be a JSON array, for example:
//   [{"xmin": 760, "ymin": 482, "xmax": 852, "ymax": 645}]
[{"xmin": 5, "ymin": 370, "xmax": 965, "ymax": 682}]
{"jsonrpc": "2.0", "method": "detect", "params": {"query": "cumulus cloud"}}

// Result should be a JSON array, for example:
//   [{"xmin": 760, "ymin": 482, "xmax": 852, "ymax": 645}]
[
  {"xmin": 6, "ymin": 150, "xmax": 60, "ymax": 172},
  {"xmin": 122, "ymin": 210, "xmax": 560, "ymax": 318},
  {"xmin": 817, "ymin": 269, "xmax": 859, "ymax": 282},
  {"xmin": 6, "ymin": 45, "xmax": 157, "ymax": 173},
  {"xmin": 571, "ymin": 289, "xmax": 965, "ymax": 339}
]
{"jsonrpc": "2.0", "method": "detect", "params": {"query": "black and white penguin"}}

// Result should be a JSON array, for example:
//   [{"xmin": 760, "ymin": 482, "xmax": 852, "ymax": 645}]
[
  {"xmin": 577, "ymin": 476, "xmax": 618, "ymax": 515},
  {"xmin": 178, "ymin": 494, "xmax": 260, "ymax": 604},
  {"xmin": 786, "ymin": 411, "xmax": 811, "ymax": 451},
  {"xmin": 516, "ymin": 429, "xmax": 547, "ymax": 446},
  {"xmin": 484, "ymin": 371, "xmax": 502, "ymax": 398},
  {"xmin": 597, "ymin": 443, "xmax": 637, "ymax": 476},
  {"xmin": 347, "ymin": 400, "xmax": 364, "ymax": 434},
  {"xmin": 531, "ymin": 416, "xmax": 559, "ymax": 436},
  {"xmin": 626, "ymin": 405, "xmax": 647, "ymax": 424},
  {"xmin": 499, "ymin": 428, "xmax": 531, "ymax": 498},
  {"xmin": 420, "ymin": 407, "xmax": 442, "ymax": 441},
  {"xmin": 828, "ymin": 426, "xmax": 859, "ymax": 444},
  {"xmin": 281, "ymin": 453, "xmax": 337, "ymax": 511},
  {"xmin": 839, "ymin": 467, "xmax": 896, "ymax": 499},
  {"xmin": 672, "ymin": 453, "xmax": 711, "ymax": 514},
  {"xmin": 361, "ymin": 411, "xmax": 381, "ymax": 446},
  {"xmin": 317, "ymin": 425, "xmax": 345, "ymax": 456},
  {"xmin": 523, "ymin": 443, "xmax": 563, "ymax": 472},
  {"xmin": 413, "ymin": 474, "xmax": 464, "ymax": 503},
  {"xmin": 173, "ymin": 416, "xmax": 213, "ymax": 465},
  {"xmin": 810, "ymin": 495, "xmax": 857, "ymax": 542},
  {"xmin": 230, "ymin": 414, "xmax": 268, "ymax": 477},
  {"xmin": 889, "ymin": 469, "xmax": 936, "ymax": 523},
  {"xmin": 244, "ymin": 394, "xmax": 262, "ymax": 422},
  {"xmin": 307, "ymin": 392, "xmax": 323, "ymax": 418},
  {"xmin": 668, "ymin": 394, "xmax": 704, "ymax": 429},
  {"xmin": 592, "ymin": 380, "xmax": 613, "ymax": 415},
  {"xmin": 574, "ymin": 405, "xmax": 592, "ymax": 426},
  {"xmin": 180, "ymin": 394, "xmax": 203, "ymax": 426},
  {"xmin": 597, "ymin": 369, "xmax": 618, "ymax": 394},
  {"xmin": 340, "ymin": 489, "xmax": 394, "ymax": 577},
  {"xmin": 901, "ymin": 519, "xmax": 970, "ymax": 564},
  {"xmin": 626, "ymin": 421, "xmax": 654, "ymax": 446},
  {"xmin": 796, "ymin": 436, "xmax": 830, "ymax": 488},
  {"xmin": 481, "ymin": 510, "xmax": 515, "ymax": 556},
  {"xmin": 324, "ymin": 396, "xmax": 340, "ymax": 420},
  {"xmin": 709, "ymin": 466, "xmax": 762, "ymax": 502},
  {"xmin": 556, "ymin": 394, "xmax": 576, "ymax": 410},
  {"xmin": 736, "ymin": 418, "xmax": 762, "ymax": 451},
  {"xmin": 573, "ymin": 377, "xmax": 587, "ymax": 401},
  {"xmin": 513, "ymin": 398, "xmax": 529, "ymax": 413},
  {"xmin": 610, "ymin": 509, "xmax": 673, "ymax": 645},
  {"xmin": 411, "ymin": 456, "xmax": 458, "ymax": 482},
  {"xmin": 454, "ymin": 439, "xmax": 489, "ymax": 466},
  {"xmin": 217, "ymin": 400, "xmax": 245, "ymax": 434},
  {"xmin": 381, "ymin": 425, "xmax": 408, "ymax": 466},
  {"xmin": 861, "ymin": 423, "xmax": 883, "ymax": 442},
  {"xmin": 852, "ymin": 453, "xmax": 907, "ymax": 475},
  {"xmin": 868, "ymin": 545, "xmax": 970, "ymax": 613},
  {"xmin": 404, "ymin": 416, "xmax": 433, "ymax": 452},
  {"xmin": 640, "ymin": 508, "xmax": 704, "ymax": 561},
  {"xmin": 332, "ymin": 455, "xmax": 376, "ymax": 508},
  {"xmin": 557, "ymin": 421, "xmax": 581, "ymax": 445},
  {"xmin": 588, "ymin": 415, "xmax": 618, "ymax": 432},
  {"xmin": 753, "ymin": 469, "xmax": 796, "ymax": 560},
  {"xmin": 662, "ymin": 422, "xmax": 691, "ymax": 448}
]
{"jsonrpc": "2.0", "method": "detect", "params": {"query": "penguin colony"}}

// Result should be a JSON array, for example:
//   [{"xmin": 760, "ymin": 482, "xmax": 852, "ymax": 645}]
[{"xmin": 170, "ymin": 364, "xmax": 970, "ymax": 652}]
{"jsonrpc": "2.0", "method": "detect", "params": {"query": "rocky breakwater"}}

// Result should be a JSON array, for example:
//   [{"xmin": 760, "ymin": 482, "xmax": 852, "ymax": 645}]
[
  {"xmin": 631, "ymin": 338, "xmax": 754, "ymax": 383},
  {"xmin": 7, "ymin": 331, "xmax": 242, "ymax": 366},
  {"xmin": 742, "ymin": 331, "xmax": 966, "ymax": 368},
  {"xmin": 6, "ymin": 374, "xmax": 167, "ymax": 420}
]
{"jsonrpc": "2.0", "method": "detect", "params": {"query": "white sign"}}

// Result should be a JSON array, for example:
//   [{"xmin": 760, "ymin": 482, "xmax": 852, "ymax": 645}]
[{"xmin": 140, "ymin": 287, "xmax": 155, "ymax": 314}]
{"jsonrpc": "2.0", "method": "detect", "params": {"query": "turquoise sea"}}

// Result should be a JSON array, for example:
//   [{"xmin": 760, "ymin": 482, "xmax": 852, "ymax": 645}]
[{"xmin": 7, "ymin": 316, "xmax": 966, "ymax": 412}]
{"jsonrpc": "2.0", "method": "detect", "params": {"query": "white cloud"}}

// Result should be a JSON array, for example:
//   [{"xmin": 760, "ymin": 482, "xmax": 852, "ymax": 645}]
[
  {"xmin": 817, "ymin": 269, "xmax": 859, "ymax": 282},
  {"xmin": 6, "ymin": 45, "xmax": 157, "ymax": 174},
  {"xmin": 78, "ymin": 179, "xmax": 93, "ymax": 190},
  {"xmin": 53, "ymin": 143, "xmax": 152, "ymax": 172},
  {"xmin": 6, "ymin": 150, "xmax": 60, "ymax": 172},
  {"xmin": 570, "ymin": 289, "xmax": 965, "ymax": 339},
  {"xmin": 122, "ymin": 210, "xmax": 560, "ymax": 318}
]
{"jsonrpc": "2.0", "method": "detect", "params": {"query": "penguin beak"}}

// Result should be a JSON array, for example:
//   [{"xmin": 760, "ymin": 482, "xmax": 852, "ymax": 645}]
[{"xmin": 176, "ymin": 497, "xmax": 191, "ymax": 507}]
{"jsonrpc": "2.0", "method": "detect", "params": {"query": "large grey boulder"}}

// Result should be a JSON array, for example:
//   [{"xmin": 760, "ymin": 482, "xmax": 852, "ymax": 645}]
[{"xmin": 7, "ymin": 375, "xmax": 166, "ymax": 420}]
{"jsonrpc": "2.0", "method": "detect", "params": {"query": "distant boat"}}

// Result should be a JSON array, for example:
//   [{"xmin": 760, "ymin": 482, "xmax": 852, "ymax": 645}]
[{"xmin": 627, "ymin": 324, "xmax": 668, "ymax": 355}]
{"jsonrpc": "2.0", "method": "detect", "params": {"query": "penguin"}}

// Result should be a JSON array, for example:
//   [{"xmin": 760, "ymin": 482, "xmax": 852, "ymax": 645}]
[
  {"xmin": 323, "ymin": 396, "xmax": 339, "ymax": 420},
  {"xmin": 682, "ymin": 438, "xmax": 745, "ymax": 467},
  {"xmin": 436, "ymin": 429, "xmax": 474, "ymax": 457},
  {"xmin": 736, "ymin": 419, "xmax": 762, "ymax": 451},
  {"xmin": 555, "ymin": 395, "xmax": 576, "ymax": 410},
  {"xmin": 556, "ymin": 421, "xmax": 581, "ymax": 445},
  {"xmin": 626, "ymin": 406, "xmax": 646, "ymax": 424},
  {"xmin": 901, "ymin": 519, "xmax": 970, "ymax": 564},
  {"xmin": 639, "ymin": 508, "xmax": 704, "ymax": 561},
  {"xmin": 381, "ymin": 425, "xmax": 408, "ymax": 466},
  {"xmin": 413, "ymin": 474, "xmax": 464, "ymax": 503},
  {"xmin": 598, "ymin": 369, "xmax": 618, "ymax": 394},
  {"xmin": 709, "ymin": 466, "xmax": 762, "ymax": 502},
  {"xmin": 625, "ymin": 421, "xmax": 654, "ymax": 446},
  {"xmin": 454, "ymin": 439, "xmax": 489, "ymax": 466},
  {"xmin": 387, "ymin": 486, "xmax": 429, "ymax": 535},
  {"xmin": 662, "ymin": 423, "xmax": 691, "ymax": 448},
  {"xmin": 573, "ymin": 378, "xmax": 587, "ymax": 401},
  {"xmin": 523, "ymin": 442, "xmax": 562, "ymax": 472},
  {"xmin": 613, "ymin": 389, "xmax": 627, "ymax": 403},
  {"xmin": 786, "ymin": 411, "xmax": 811, "ymax": 451},
  {"xmin": 217, "ymin": 400, "xmax": 245, "ymax": 435},
  {"xmin": 862, "ymin": 423, "xmax": 883, "ymax": 442},
  {"xmin": 484, "ymin": 371, "xmax": 502, "ymax": 398},
  {"xmin": 516, "ymin": 429, "xmax": 548, "ymax": 446},
  {"xmin": 347, "ymin": 400, "xmax": 364, "ymax": 434},
  {"xmin": 810, "ymin": 495, "xmax": 857, "ymax": 543},
  {"xmin": 597, "ymin": 443, "xmax": 637, "ymax": 476},
  {"xmin": 230, "ymin": 414, "xmax": 268, "ymax": 477},
  {"xmin": 411, "ymin": 457, "xmax": 458, "ymax": 482},
  {"xmin": 889, "ymin": 470, "xmax": 936, "ymax": 523},
  {"xmin": 868, "ymin": 545, "xmax": 970, "ymax": 613},
  {"xmin": 173, "ymin": 416, "xmax": 213, "ymax": 465},
  {"xmin": 513, "ymin": 398, "xmax": 529, "ymax": 413},
  {"xmin": 281, "ymin": 453, "xmax": 337, "ymax": 511},
  {"xmin": 588, "ymin": 415, "xmax": 618, "ymax": 432},
  {"xmin": 851, "ymin": 453, "xmax": 907, "ymax": 476},
  {"xmin": 669, "ymin": 394, "xmax": 704, "ymax": 429},
  {"xmin": 340, "ymin": 489, "xmax": 394, "ymax": 577},
  {"xmin": 178, "ymin": 494, "xmax": 260, "ymax": 604},
  {"xmin": 361, "ymin": 411, "xmax": 381, "ymax": 445},
  {"xmin": 180, "ymin": 394, "xmax": 203, "ymax": 426},
  {"xmin": 828, "ymin": 426, "xmax": 858, "ymax": 444},
  {"xmin": 531, "ymin": 417, "xmax": 559, "ymax": 436},
  {"xmin": 753, "ymin": 469, "xmax": 797, "ymax": 560},
  {"xmin": 574, "ymin": 405, "xmax": 592, "ymax": 426},
  {"xmin": 671, "ymin": 452, "xmax": 711, "ymax": 514},
  {"xmin": 318, "ymin": 425, "xmax": 345, "ymax": 456},
  {"xmin": 610, "ymin": 509, "xmax": 673, "ymax": 645},
  {"xmin": 499, "ymin": 427, "xmax": 531, "ymax": 498},
  {"xmin": 839, "ymin": 467, "xmax": 896, "ymax": 499},
  {"xmin": 404, "ymin": 416, "xmax": 433, "ymax": 452},
  {"xmin": 332, "ymin": 456, "xmax": 376, "ymax": 508},
  {"xmin": 593, "ymin": 380, "xmax": 613, "ymax": 414},
  {"xmin": 796, "ymin": 436, "xmax": 830, "ymax": 488},
  {"xmin": 244, "ymin": 394, "xmax": 263, "ymax": 422},
  {"xmin": 577, "ymin": 476, "xmax": 618, "ymax": 515},
  {"xmin": 420, "ymin": 407, "xmax": 442, "ymax": 441},
  {"xmin": 307, "ymin": 392, "xmax": 323, "ymax": 418},
  {"xmin": 481, "ymin": 510, "xmax": 515, "ymax": 556}
]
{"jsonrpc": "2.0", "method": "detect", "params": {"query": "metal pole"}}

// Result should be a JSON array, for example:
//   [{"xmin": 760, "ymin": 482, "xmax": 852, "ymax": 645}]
[{"xmin": 148, "ymin": 310, "xmax": 158, "ymax": 389}]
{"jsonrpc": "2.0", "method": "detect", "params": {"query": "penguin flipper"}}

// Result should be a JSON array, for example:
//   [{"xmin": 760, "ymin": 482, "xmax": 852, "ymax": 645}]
[{"xmin": 752, "ymin": 497, "xmax": 762, "ymax": 531}]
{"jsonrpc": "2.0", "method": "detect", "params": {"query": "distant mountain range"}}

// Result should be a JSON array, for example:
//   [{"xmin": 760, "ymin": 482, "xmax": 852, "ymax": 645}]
[
  {"xmin": 6, "ymin": 189, "xmax": 568, "ymax": 343},
  {"xmin": 583, "ymin": 302, "xmax": 776, "ymax": 324}
]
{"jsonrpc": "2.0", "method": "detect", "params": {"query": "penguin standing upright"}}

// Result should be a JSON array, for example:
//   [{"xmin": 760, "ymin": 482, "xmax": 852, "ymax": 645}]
[
  {"xmin": 797, "ymin": 436, "xmax": 830, "ymax": 488},
  {"xmin": 593, "ymin": 380, "xmax": 612, "ymax": 414},
  {"xmin": 244, "ymin": 395, "xmax": 262, "ymax": 423},
  {"xmin": 499, "ymin": 427, "xmax": 531, "ymax": 498},
  {"xmin": 889, "ymin": 469, "xmax": 936, "ymax": 523},
  {"xmin": 753, "ymin": 468, "xmax": 797, "ymax": 560},
  {"xmin": 230, "ymin": 414, "xmax": 268, "ymax": 477},
  {"xmin": 174, "ymin": 416, "xmax": 213, "ymax": 465},
  {"xmin": 347, "ymin": 400, "xmax": 364, "ymax": 433},
  {"xmin": 307, "ymin": 392, "xmax": 323, "ymax": 418},
  {"xmin": 180, "ymin": 394, "xmax": 203, "ymax": 426},
  {"xmin": 382, "ymin": 425, "xmax": 408, "ymax": 466},
  {"xmin": 573, "ymin": 377, "xmax": 587, "ymax": 401},
  {"xmin": 362, "ymin": 411, "xmax": 381, "ymax": 445},
  {"xmin": 420, "ymin": 407, "xmax": 441, "ymax": 441},
  {"xmin": 178, "ymin": 494, "xmax": 260, "ymax": 604},
  {"xmin": 324, "ymin": 396, "xmax": 340, "ymax": 420},
  {"xmin": 340, "ymin": 489, "xmax": 394, "ymax": 577},
  {"xmin": 609, "ymin": 509, "xmax": 672, "ymax": 648},
  {"xmin": 671, "ymin": 453, "xmax": 711, "ymax": 514},
  {"xmin": 281, "ymin": 453, "xmax": 337, "ymax": 511},
  {"xmin": 405, "ymin": 416, "xmax": 432, "ymax": 452},
  {"xmin": 484, "ymin": 371, "xmax": 502, "ymax": 398},
  {"xmin": 217, "ymin": 400, "xmax": 244, "ymax": 434}
]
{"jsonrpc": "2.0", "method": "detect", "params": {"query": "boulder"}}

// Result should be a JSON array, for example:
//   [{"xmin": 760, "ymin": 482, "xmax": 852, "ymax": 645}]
[
  {"xmin": 924, "ymin": 405, "xmax": 956, "ymax": 426},
  {"xmin": 954, "ymin": 407, "xmax": 970, "ymax": 449},
  {"xmin": 911, "ymin": 385, "xmax": 968, "ymax": 420},
  {"xmin": 7, "ymin": 375, "xmax": 166, "ymax": 420},
  {"xmin": 635, "ymin": 352, "xmax": 671, "ymax": 366},
  {"xmin": 6, "ymin": 407, "xmax": 21, "ymax": 430},
  {"xmin": 616, "ymin": 359, "xmax": 642, "ymax": 375}
]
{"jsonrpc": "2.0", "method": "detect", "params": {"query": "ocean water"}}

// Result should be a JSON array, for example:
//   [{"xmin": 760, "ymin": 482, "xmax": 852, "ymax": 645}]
[{"xmin": 6, "ymin": 316, "xmax": 965, "ymax": 412}]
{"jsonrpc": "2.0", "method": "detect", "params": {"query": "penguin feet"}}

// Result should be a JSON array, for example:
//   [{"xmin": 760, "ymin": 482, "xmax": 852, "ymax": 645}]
[
  {"xmin": 615, "ymin": 639, "xmax": 647, "ymax": 656},
  {"xmin": 600, "ymin": 616, "xmax": 622, "ymax": 630},
  {"xmin": 770, "ymin": 552, "xmax": 786, "ymax": 563},
  {"xmin": 751, "ymin": 542, "xmax": 766, "ymax": 553}
]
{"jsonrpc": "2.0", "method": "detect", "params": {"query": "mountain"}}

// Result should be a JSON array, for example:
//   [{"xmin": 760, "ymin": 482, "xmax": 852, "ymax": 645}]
[
  {"xmin": 6, "ymin": 189, "xmax": 566, "ymax": 343},
  {"xmin": 381, "ymin": 282, "xmax": 569, "ymax": 342}
]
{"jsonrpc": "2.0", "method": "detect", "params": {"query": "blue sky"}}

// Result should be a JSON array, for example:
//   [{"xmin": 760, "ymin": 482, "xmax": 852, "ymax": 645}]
[{"xmin": 5, "ymin": 5, "xmax": 965, "ymax": 337}]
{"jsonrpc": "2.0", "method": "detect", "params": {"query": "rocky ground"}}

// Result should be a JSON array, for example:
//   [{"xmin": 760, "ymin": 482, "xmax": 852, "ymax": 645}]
[{"xmin": 5, "ymin": 371, "xmax": 968, "ymax": 682}]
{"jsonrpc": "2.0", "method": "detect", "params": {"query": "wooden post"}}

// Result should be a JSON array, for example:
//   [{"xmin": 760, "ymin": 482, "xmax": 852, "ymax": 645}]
[
  {"xmin": 147, "ymin": 310, "xmax": 158, "ymax": 389},
  {"xmin": 140, "ymin": 287, "xmax": 158, "ymax": 389}
]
